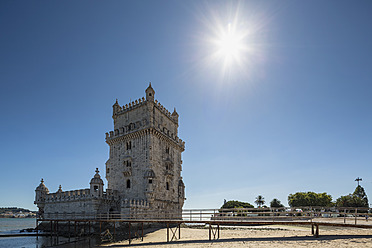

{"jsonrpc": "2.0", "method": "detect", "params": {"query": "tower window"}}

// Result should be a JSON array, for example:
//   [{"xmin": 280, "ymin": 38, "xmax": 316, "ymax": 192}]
[
  {"xmin": 126, "ymin": 161, "xmax": 132, "ymax": 167},
  {"xmin": 166, "ymin": 182, "xmax": 169, "ymax": 190},
  {"xmin": 127, "ymin": 179, "xmax": 131, "ymax": 189},
  {"xmin": 149, "ymin": 179, "xmax": 152, "ymax": 184},
  {"xmin": 126, "ymin": 141, "xmax": 132, "ymax": 150},
  {"xmin": 94, "ymin": 186, "xmax": 98, "ymax": 191}
]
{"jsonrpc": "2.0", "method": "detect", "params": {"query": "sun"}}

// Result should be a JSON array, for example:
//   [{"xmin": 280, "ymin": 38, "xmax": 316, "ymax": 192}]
[
  {"xmin": 196, "ymin": 3, "xmax": 265, "ymax": 82},
  {"xmin": 215, "ymin": 23, "xmax": 245, "ymax": 65}
]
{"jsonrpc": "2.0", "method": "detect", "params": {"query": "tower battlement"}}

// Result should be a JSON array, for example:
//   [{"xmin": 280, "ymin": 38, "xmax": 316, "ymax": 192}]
[
  {"xmin": 41, "ymin": 188, "xmax": 119, "ymax": 203},
  {"xmin": 113, "ymin": 97, "xmax": 146, "ymax": 115},
  {"xmin": 105, "ymin": 127, "xmax": 185, "ymax": 150},
  {"xmin": 113, "ymin": 96, "xmax": 179, "ymax": 125}
]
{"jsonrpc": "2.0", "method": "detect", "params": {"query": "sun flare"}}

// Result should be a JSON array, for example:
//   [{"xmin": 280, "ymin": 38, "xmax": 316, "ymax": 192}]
[
  {"xmin": 197, "ymin": 3, "xmax": 265, "ymax": 82},
  {"xmin": 215, "ymin": 23, "xmax": 245, "ymax": 64}
]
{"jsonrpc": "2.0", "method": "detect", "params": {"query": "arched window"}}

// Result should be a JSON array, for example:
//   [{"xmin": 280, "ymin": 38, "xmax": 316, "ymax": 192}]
[
  {"xmin": 166, "ymin": 182, "xmax": 169, "ymax": 190},
  {"xmin": 125, "ymin": 161, "xmax": 131, "ymax": 167},
  {"xmin": 126, "ymin": 141, "xmax": 132, "ymax": 150},
  {"xmin": 127, "ymin": 179, "xmax": 131, "ymax": 189}
]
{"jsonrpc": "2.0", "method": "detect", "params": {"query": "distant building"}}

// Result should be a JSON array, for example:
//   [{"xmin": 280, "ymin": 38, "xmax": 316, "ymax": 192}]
[{"xmin": 35, "ymin": 84, "xmax": 186, "ymax": 219}]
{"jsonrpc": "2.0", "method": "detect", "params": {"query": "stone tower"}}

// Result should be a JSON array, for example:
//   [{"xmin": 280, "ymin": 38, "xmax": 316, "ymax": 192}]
[{"xmin": 105, "ymin": 83, "xmax": 186, "ymax": 218}]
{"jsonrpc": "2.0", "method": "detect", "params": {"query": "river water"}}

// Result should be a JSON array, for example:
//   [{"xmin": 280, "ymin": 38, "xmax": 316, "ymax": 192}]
[{"xmin": 0, "ymin": 218, "xmax": 98, "ymax": 248}]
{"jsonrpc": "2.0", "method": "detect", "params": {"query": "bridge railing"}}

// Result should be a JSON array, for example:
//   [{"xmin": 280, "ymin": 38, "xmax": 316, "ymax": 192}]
[
  {"xmin": 41, "ymin": 209, "xmax": 182, "ymax": 220},
  {"xmin": 182, "ymin": 207, "xmax": 371, "ymax": 224},
  {"xmin": 39, "ymin": 207, "xmax": 371, "ymax": 225}
]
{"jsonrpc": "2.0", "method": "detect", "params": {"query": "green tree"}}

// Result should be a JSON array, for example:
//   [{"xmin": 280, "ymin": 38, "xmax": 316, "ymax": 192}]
[
  {"xmin": 288, "ymin": 192, "xmax": 332, "ymax": 207},
  {"xmin": 255, "ymin": 195, "xmax": 265, "ymax": 208},
  {"xmin": 336, "ymin": 185, "xmax": 369, "ymax": 208},
  {"xmin": 270, "ymin": 198, "xmax": 284, "ymax": 208},
  {"xmin": 353, "ymin": 185, "xmax": 369, "ymax": 207},
  {"xmin": 221, "ymin": 200, "xmax": 254, "ymax": 209}
]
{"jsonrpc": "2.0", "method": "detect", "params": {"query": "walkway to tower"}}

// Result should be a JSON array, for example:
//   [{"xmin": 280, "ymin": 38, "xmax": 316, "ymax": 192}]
[{"xmin": 35, "ymin": 207, "xmax": 372, "ymax": 245}]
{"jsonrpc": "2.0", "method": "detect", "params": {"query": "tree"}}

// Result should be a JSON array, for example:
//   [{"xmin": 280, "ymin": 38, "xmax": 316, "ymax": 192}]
[
  {"xmin": 287, "ymin": 192, "xmax": 332, "ymax": 207},
  {"xmin": 221, "ymin": 200, "xmax": 254, "ymax": 209},
  {"xmin": 270, "ymin": 198, "xmax": 284, "ymax": 208},
  {"xmin": 353, "ymin": 185, "xmax": 369, "ymax": 207},
  {"xmin": 336, "ymin": 185, "xmax": 369, "ymax": 208},
  {"xmin": 255, "ymin": 195, "xmax": 265, "ymax": 208}
]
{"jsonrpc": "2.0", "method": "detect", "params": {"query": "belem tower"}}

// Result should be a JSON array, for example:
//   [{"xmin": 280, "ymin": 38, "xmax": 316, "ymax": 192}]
[{"xmin": 35, "ymin": 84, "xmax": 186, "ymax": 219}]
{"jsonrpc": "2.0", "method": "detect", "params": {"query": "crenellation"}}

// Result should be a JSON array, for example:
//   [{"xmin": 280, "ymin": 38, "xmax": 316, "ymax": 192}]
[
  {"xmin": 106, "ymin": 127, "xmax": 185, "ymax": 151},
  {"xmin": 117, "ymin": 97, "xmax": 148, "ymax": 115}
]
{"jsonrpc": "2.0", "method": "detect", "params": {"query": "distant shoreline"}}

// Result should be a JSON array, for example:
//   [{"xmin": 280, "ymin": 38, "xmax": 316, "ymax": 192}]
[{"xmin": 0, "ymin": 216, "xmax": 36, "ymax": 219}]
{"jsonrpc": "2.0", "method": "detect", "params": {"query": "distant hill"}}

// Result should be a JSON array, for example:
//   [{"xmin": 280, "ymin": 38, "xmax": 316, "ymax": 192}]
[{"xmin": 0, "ymin": 207, "xmax": 37, "ymax": 218}]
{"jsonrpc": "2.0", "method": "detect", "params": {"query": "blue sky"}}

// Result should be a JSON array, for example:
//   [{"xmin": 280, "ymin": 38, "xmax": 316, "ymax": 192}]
[{"xmin": 1, "ymin": 1, "xmax": 371, "ymax": 211}]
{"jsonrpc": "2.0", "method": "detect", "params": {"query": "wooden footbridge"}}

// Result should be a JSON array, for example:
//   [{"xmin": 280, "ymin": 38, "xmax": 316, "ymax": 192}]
[{"xmin": 36, "ymin": 206, "xmax": 372, "ymax": 244}]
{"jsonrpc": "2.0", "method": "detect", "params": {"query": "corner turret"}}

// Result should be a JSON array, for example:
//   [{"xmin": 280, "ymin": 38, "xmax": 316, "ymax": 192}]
[
  {"xmin": 113, "ymin": 99, "xmax": 122, "ymax": 115},
  {"xmin": 171, "ymin": 108, "xmax": 179, "ymax": 124},
  {"xmin": 145, "ymin": 82, "xmax": 155, "ymax": 102},
  {"xmin": 35, "ymin": 179, "xmax": 49, "ymax": 218},
  {"xmin": 57, "ymin": 185, "xmax": 63, "ymax": 194},
  {"xmin": 35, "ymin": 178, "xmax": 49, "ymax": 203},
  {"xmin": 90, "ymin": 168, "xmax": 104, "ymax": 197}
]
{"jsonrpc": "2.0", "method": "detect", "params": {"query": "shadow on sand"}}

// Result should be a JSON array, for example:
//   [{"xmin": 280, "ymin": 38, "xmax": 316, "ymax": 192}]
[{"xmin": 107, "ymin": 234, "xmax": 372, "ymax": 247}]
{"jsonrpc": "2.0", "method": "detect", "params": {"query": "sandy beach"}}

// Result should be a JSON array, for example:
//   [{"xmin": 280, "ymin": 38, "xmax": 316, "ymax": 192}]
[{"xmin": 101, "ymin": 225, "xmax": 372, "ymax": 248}]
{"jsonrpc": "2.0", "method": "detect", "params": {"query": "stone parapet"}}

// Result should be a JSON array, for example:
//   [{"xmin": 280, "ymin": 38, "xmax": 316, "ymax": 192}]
[
  {"xmin": 154, "ymin": 100, "xmax": 179, "ymax": 124},
  {"xmin": 113, "ymin": 97, "xmax": 146, "ymax": 116},
  {"xmin": 43, "ymin": 189, "xmax": 118, "ymax": 203},
  {"xmin": 106, "ymin": 127, "xmax": 185, "ymax": 150},
  {"xmin": 113, "ymin": 97, "xmax": 178, "ymax": 125}
]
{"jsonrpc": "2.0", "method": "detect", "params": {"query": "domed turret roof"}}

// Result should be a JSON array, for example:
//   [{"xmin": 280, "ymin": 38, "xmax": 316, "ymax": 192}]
[
  {"xmin": 36, "ymin": 179, "xmax": 49, "ymax": 192},
  {"xmin": 145, "ymin": 82, "xmax": 155, "ymax": 101},
  {"xmin": 90, "ymin": 168, "xmax": 104, "ymax": 185},
  {"xmin": 144, "ymin": 169, "xmax": 156, "ymax": 178}
]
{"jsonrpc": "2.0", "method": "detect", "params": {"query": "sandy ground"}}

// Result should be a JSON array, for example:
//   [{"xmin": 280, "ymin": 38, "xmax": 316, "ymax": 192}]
[{"xmin": 101, "ymin": 225, "xmax": 372, "ymax": 248}]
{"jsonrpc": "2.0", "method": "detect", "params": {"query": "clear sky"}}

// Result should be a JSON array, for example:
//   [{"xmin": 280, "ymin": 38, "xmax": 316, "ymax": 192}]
[{"xmin": 1, "ymin": 0, "xmax": 371, "ymax": 211}]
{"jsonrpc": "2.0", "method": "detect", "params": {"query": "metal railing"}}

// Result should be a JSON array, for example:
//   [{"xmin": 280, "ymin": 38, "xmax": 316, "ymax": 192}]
[
  {"xmin": 39, "ymin": 207, "xmax": 371, "ymax": 225},
  {"xmin": 182, "ymin": 207, "xmax": 371, "ymax": 225}
]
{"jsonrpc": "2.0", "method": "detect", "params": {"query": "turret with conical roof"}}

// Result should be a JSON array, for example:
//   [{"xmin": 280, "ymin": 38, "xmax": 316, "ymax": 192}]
[
  {"xmin": 171, "ymin": 108, "xmax": 179, "ymax": 124},
  {"xmin": 113, "ymin": 99, "xmax": 122, "ymax": 115},
  {"xmin": 90, "ymin": 168, "xmax": 104, "ymax": 197},
  {"xmin": 35, "ymin": 179, "xmax": 49, "ymax": 203},
  {"xmin": 34, "ymin": 179, "xmax": 49, "ymax": 218},
  {"xmin": 145, "ymin": 82, "xmax": 155, "ymax": 102}
]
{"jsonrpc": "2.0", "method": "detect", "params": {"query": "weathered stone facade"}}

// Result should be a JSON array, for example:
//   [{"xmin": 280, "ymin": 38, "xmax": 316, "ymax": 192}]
[{"xmin": 35, "ymin": 84, "xmax": 186, "ymax": 219}]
